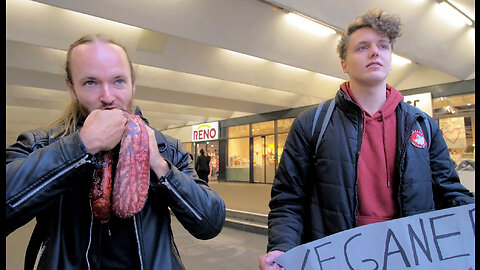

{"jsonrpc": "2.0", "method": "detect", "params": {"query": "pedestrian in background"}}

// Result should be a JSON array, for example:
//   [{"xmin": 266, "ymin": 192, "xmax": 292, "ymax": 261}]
[{"xmin": 195, "ymin": 148, "xmax": 211, "ymax": 183}]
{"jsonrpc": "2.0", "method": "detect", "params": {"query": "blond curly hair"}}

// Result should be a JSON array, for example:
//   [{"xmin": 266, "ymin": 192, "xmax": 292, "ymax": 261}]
[{"xmin": 337, "ymin": 8, "xmax": 402, "ymax": 60}]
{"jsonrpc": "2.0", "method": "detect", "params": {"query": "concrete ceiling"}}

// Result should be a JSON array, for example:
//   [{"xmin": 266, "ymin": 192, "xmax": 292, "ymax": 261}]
[{"xmin": 6, "ymin": 0, "xmax": 475, "ymax": 145}]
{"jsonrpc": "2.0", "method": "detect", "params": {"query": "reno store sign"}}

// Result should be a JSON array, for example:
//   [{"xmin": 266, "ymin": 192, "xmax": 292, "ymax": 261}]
[{"xmin": 192, "ymin": 122, "xmax": 219, "ymax": 142}]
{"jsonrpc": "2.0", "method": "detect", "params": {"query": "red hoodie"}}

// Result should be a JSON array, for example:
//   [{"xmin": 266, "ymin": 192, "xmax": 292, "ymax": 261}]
[{"xmin": 340, "ymin": 82, "xmax": 404, "ymax": 226}]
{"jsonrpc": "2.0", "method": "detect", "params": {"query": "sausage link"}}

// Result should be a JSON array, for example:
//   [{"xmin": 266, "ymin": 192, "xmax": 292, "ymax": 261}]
[
  {"xmin": 112, "ymin": 113, "xmax": 150, "ymax": 218},
  {"xmin": 90, "ymin": 151, "xmax": 114, "ymax": 224}
]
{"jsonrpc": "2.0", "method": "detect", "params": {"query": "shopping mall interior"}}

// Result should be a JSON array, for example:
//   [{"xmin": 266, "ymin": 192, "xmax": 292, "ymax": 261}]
[{"xmin": 6, "ymin": 0, "xmax": 474, "ymax": 269}]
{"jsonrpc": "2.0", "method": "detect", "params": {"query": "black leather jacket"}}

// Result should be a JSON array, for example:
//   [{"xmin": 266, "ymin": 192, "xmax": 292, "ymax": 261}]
[
  {"xmin": 6, "ymin": 109, "xmax": 226, "ymax": 269},
  {"xmin": 267, "ymin": 89, "xmax": 474, "ymax": 253}
]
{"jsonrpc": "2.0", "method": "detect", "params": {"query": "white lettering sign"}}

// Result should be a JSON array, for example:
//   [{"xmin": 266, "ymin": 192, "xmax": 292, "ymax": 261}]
[
  {"xmin": 275, "ymin": 204, "xmax": 475, "ymax": 270},
  {"xmin": 192, "ymin": 122, "xmax": 219, "ymax": 142},
  {"xmin": 404, "ymin": 92, "xmax": 433, "ymax": 117}
]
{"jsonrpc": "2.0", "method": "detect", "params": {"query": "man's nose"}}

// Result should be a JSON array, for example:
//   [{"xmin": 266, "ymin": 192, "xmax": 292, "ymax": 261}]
[
  {"xmin": 369, "ymin": 46, "xmax": 379, "ymax": 58},
  {"xmin": 100, "ymin": 84, "xmax": 115, "ymax": 104}
]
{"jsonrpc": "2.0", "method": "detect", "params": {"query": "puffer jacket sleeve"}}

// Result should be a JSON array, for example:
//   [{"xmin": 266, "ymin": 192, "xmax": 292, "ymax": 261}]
[
  {"xmin": 150, "ymin": 131, "xmax": 225, "ymax": 240},
  {"xmin": 267, "ymin": 110, "xmax": 315, "ymax": 253},
  {"xmin": 5, "ymin": 130, "xmax": 92, "ymax": 236},
  {"xmin": 428, "ymin": 119, "xmax": 475, "ymax": 208}
]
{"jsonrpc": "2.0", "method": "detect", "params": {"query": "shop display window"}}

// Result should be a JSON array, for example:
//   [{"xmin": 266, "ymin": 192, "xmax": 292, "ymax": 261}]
[
  {"xmin": 433, "ymin": 93, "xmax": 475, "ymax": 164},
  {"xmin": 433, "ymin": 93, "xmax": 475, "ymax": 193},
  {"xmin": 252, "ymin": 121, "xmax": 274, "ymax": 136},
  {"xmin": 226, "ymin": 137, "xmax": 250, "ymax": 182},
  {"xmin": 225, "ymin": 119, "xmax": 296, "ymax": 183},
  {"xmin": 277, "ymin": 118, "xmax": 294, "ymax": 133},
  {"xmin": 277, "ymin": 133, "xmax": 288, "ymax": 164},
  {"xmin": 181, "ymin": 142, "xmax": 193, "ymax": 156},
  {"xmin": 227, "ymin": 124, "xmax": 250, "ymax": 138}
]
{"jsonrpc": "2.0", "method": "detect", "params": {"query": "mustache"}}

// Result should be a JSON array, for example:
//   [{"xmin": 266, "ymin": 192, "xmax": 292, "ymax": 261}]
[{"xmin": 74, "ymin": 100, "xmax": 135, "ymax": 116}]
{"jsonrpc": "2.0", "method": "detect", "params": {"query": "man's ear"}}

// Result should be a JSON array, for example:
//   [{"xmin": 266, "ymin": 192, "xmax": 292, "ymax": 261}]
[
  {"xmin": 341, "ymin": 59, "xmax": 348, "ymax": 74},
  {"xmin": 66, "ymin": 79, "xmax": 78, "ymax": 101}
]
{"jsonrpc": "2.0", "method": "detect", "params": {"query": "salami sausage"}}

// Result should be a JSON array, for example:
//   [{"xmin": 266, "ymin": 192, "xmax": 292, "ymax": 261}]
[
  {"xmin": 112, "ymin": 113, "xmax": 150, "ymax": 218},
  {"xmin": 90, "ymin": 113, "xmax": 150, "ymax": 222},
  {"xmin": 90, "ymin": 151, "xmax": 114, "ymax": 224}
]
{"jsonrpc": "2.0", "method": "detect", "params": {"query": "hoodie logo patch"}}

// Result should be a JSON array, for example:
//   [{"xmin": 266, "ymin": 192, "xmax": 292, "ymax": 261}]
[{"xmin": 410, "ymin": 129, "xmax": 427, "ymax": 149}]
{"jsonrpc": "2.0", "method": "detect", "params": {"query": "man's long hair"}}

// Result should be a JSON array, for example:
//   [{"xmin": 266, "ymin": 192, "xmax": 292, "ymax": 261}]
[{"xmin": 49, "ymin": 34, "xmax": 135, "ymax": 138}]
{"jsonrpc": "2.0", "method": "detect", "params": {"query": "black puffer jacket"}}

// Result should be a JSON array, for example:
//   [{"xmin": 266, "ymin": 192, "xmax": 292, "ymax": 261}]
[
  {"xmin": 267, "ymin": 89, "xmax": 474, "ymax": 253},
  {"xmin": 6, "ymin": 108, "xmax": 226, "ymax": 269}
]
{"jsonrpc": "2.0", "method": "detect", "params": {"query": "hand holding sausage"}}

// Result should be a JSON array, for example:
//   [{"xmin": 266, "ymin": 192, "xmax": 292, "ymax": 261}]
[
  {"xmin": 145, "ymin": 125, "xmax": 170, "ymax": 178},
  {"xmin": 80, "ymin": 109, "xmax": 127, "ymax": 154}
]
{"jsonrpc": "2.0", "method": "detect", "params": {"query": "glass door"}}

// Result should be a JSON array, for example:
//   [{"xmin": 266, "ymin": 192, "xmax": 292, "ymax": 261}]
[
  {"xmin": 265, "ymin": 135, "xmax": 276, "ymax": 183},
  {"xmin": 253, "ymin": 135, "xmax": 276, "ymax": 183}
]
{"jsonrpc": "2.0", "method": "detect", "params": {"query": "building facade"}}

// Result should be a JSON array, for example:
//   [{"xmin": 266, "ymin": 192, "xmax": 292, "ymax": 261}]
[{"xmin": 166, "ymin": 80, "xmax": 475, "ymax": 186}]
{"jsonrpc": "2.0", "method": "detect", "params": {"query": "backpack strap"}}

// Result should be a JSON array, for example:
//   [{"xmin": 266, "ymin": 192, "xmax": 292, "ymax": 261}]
[{"xmin": 311, "ymin": 98, "xmax": 336, "ymax": 157}]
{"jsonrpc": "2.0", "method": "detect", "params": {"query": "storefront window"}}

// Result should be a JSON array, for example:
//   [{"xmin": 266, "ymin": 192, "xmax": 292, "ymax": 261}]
[
  {"xmin": 181, "ymin": 142, "xmax": 193, "ymax": 155},
  {"xmin": 433, "ymin": 93, "xmax": 475, "ymax": 164},
  {"xmin": 277, "ymin": 133, "xmax": 289, "ymax": 164},
  {"xmin": 226, "ymin": 137, "xmax": 250, "ymax": 182},
  {"xmin": 228, "ymin": 124, "xmax": 250, "ymax": 138},
  {"xmin": 277, "ymin": 118, "xmax": 295, "ymax": 133},
  {"xmin": 252, "ymin": 121, "xmax": 274, "ymax": 136},
  {"xmin": 225, "ymin": 119, "xmax": 295, "ymax": 183},
  {"xmin": 433, "ymin": 93, "xmax": 475, "ymax": 193}
]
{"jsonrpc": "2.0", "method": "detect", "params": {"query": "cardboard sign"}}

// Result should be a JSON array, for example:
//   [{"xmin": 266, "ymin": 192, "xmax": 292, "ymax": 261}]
[
  {"xmin": 192, "ymin": 122, "xmax": 219, "ymax": 142},
  {"xmin": 439, "ymin": 117, "xmax": 467, "ymax": 149},
  {"xmin": 275, "ymin": 204, "xmax": 475, "ymax": 270}
]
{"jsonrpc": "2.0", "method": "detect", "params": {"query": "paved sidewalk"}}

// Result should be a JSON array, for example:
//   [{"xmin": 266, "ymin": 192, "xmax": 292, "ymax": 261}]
[
  {"xmin": 172, "ymin": 216, "xmax": 267, "ymax": 269},
  {"xmin": 208, "ymin": 181, "xmax": 272, "ymax": 215}
]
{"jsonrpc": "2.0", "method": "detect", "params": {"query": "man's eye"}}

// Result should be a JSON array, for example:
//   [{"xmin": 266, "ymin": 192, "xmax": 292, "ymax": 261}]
[
  {"xmin": 115, "ymin": 79, "xmax": 125, "ymax": 85},
  {"xmin": 84, "ymin": 81, "xmax": 96, "ymax": 86},
  {"xmin": 358, "ymin": 46, "xmax": 368, "ymax": 51}
]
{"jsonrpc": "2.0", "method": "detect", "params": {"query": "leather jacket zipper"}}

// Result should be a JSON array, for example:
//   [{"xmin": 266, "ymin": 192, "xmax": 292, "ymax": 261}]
[
  {"xmin": 85, "ymin": 205, "xmax": 146, "ymax": 270},
  {"xmin": 10, "ymin": 154, "xmax": 91, "ymax": 208},
  {"xmin": 162, "ymin": 178, "xmax": 203, "ymax": 220},
  {"xmin": 133, "ymin": 216, "xmax": 145, "ymax": 270}
]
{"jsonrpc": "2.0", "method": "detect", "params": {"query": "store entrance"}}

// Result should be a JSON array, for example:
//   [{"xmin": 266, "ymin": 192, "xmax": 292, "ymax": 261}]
[
  {"xmin": 194, "ymin": 141, "xmax": 219, "ymax": 182},
  {"xmin": 253, "ymin": 135, "xmax": 276, "ymax": 183}
]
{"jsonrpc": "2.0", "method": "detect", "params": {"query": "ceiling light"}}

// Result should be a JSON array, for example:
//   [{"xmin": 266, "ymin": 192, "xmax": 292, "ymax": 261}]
[
  {"xmin": 392, "ymin": 53, "xmax": 412, "ymax": 65},
  {"xmin": 222, "ymin": 49, "xmax": 266, "ymax": 62},
  {"xmin": 316, "ymin": 73, "xmax": 345, "ymax": 82},
  {"xmin": 276, "ymin": 62, "xmax": 310, "ymax": 73},
  {"xmin": 438, "ymin": 0, "xmax": 475, "ymax": 27},
  {"xmin": 286, "ymin": 12, "xmax": 336, "ymax": 35},
  {"xmin": 448, "ymin": 0, "xmax": 475, "ymax": 20}
]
